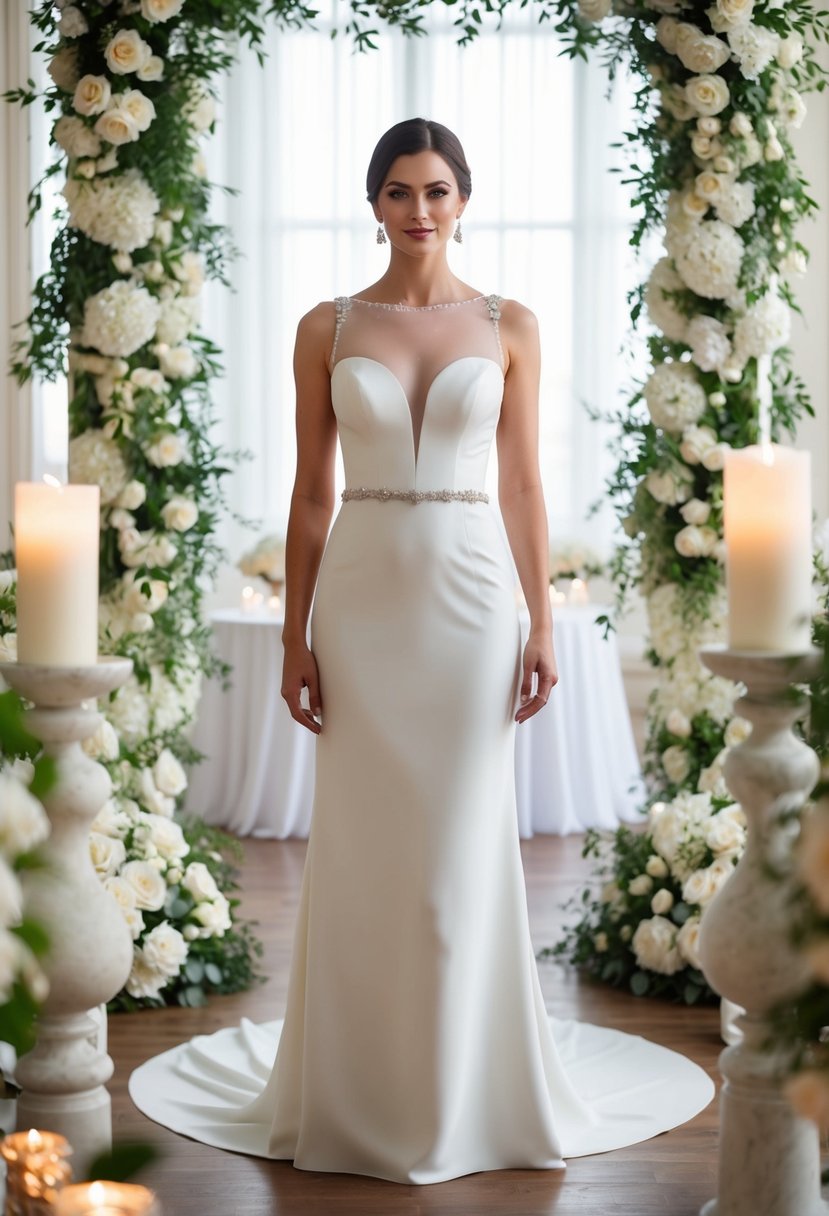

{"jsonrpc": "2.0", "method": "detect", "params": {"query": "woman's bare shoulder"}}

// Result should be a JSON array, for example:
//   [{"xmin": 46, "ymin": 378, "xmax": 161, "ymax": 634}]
[{"xmin": 496, "ymin": 298, "xmax": 538, "ymax": 334}]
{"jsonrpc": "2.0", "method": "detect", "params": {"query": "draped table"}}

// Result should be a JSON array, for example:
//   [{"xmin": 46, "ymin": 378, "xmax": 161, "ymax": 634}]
[{"xmin": 185, "ymin": 605, "xmax": 644, "ymax": 838}]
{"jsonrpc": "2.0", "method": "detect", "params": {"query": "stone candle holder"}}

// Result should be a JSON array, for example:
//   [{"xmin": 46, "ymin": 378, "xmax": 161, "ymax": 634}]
[
  {"xmin": 0, "ymin": 659, "xmax": 134, "ymax": 1178},
  {"xmin": 697, "ymin": 645, "xmax": 828, "ymax": 1216}
]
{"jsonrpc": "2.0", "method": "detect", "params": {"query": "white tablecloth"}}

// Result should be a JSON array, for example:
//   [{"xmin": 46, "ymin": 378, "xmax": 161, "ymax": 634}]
[{"xmin": 185, "ymin": 605, "xmax": 644, "ymax": 838}]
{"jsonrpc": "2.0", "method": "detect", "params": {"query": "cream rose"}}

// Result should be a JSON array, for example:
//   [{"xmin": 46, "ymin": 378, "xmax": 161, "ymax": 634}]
[
  {"xmin": 94, "ymin": 107, "xmax": 140, "ymax": 147},
  {"xmin": 161, "ymin": 496, "xmax": 198, "ymax": 532},
  {"xmin": 628, "ymin": 874, "xmax": 654, "ymax": 897},
  {"xmin": 651, "ymin": 888, "xmax": 674, "ymax": 916},
  {"xmin": 677, "ymin": 917, "xmax": 702, "ymax": 969},
  {"xmin": 119, "ymin": 90, "xmax": 156, "ymax": 134},
  {"xmin": 105, "ymin": 29, "xmax": 153, "ymax": 76},
  {"xmin": 191, "ymin": 894, "xmax": 232, "ymax": 936},
  {"xmin": 665, "ymin": 708, "xmax": 692, "ymax": 738},
  {"xmin": 139, "ymin": 813, "xmax": 189, "ymax": 862},
  {"xmin": 777, "ymin": 34, "xmax": 804, "ymax": 69},
  {"xmin": 182, "ymin": 862, "xmax": 221, "ymax": 903},
  {"xmin": 704, "ymin": 807, "xmax": 746, "ymax": 855},
  {"xmin": 662, "ymin": 744, "xmax": 691, "ymax": 784},
  {"xmin": 0, "ymin": 774, "xmax": 50, "ymax": 858},
  {"xmin": 142, "ymin": 923, "xmax": 188, "ymax": 977},
  {"xmin": 153, "ymin": 748, "xmax": 188, "ymax": 797},
  {"xmin": 119, "ymin": 859, "xmax": 167, "ymax": 910},
  {"xmin": 146, "ymin": 433, "xmax": 186, "ymax": 468},
  {"xmin": 646, "ymin": 854, "xmax": 670, "ymax": 879},
  {"xmin": 680, "ymin": 498, "xmax": 711, "ymax": 526},
  {"xmin": 675, "ymin": 524, "xmax": 719, "ymax": 559},
  {"xmin": 632, "ymin": 916, "xmax": 684, "ymax": 975},
  {"xmin": 685, "ymin": 74, "xmax": 731, "ymax": 118},
  {"xmin": 675, "ymin": 25, "xmax": 731, "ymax": 75},
  {"xmin": 89, "ymin": 832, "xmax": 127, "ymax": 878},
  {"xmin": 73, "ymin": 75, "xmax": 112, "ymax": 117},
  {"xmin": 137, "ymin": 768, "xmax": 175, "ymax": 818},
  {"xmin": 141, "ymin": 0, "xmax": 186, "ymax": 20}
]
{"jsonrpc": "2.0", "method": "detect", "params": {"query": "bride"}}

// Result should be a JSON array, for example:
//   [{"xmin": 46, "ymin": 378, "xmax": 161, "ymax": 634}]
[{"xmin": 129, "ymin": 117, "xmax": 713, "ymax": 1185}]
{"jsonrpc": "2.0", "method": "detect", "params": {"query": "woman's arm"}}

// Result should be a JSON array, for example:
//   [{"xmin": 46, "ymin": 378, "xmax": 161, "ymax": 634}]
[
  {"xmin": 495, "ymin": 301, "xmax": 558, "ymax": 724},
  {"xmin": 280, "ymin": 303, "xmax": 339, "ymax": 734}
]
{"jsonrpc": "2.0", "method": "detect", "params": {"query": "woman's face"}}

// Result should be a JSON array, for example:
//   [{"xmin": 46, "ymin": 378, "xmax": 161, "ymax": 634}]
[{"xmin": 373, "ymin": 149, "xmax": 466, "ymax": 253}]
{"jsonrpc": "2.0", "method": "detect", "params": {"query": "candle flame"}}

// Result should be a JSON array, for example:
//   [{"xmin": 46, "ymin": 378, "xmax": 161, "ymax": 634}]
[
  {"xmin": 88, "ymin": 1181, "xmax": 107, "ymax": 1203},
  {"xmin": 26, "ymin": 1129, "xmax": 43, "ymax": 1150},
  {"xmin": 42, "ymin": 474, "xmax": 63, "ymax": 490},
  {"xmin": 760, "ymin": 440, "xmax": 775, "ymax": 467}
]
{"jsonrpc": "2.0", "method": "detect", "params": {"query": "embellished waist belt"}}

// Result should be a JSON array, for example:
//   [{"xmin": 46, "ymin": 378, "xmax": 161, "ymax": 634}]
[{"xmin": 342, "ymin": 487, "xmax": 489, "ymax": 505}]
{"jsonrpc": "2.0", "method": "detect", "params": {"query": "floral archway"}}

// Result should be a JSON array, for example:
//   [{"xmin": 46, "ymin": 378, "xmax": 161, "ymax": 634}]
[{"xmin": 2, "ymin": 0, "xmax": 827, "ymax": 1023}]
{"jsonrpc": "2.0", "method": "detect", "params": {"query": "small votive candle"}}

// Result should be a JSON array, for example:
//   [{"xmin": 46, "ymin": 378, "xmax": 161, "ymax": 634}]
[
  {"xmin": 240, "ymin": 585, "xmax": 257, "ymax": 612},
  {"xmin": 267, "ymin": 595, "xmax": 282, "ymax": 615},
  {"xmin": 54, "ymin": 1180, "xmax": 161, "ymax": 1216},
  {"xmin": 1, "ymin": 1128, "xmax": 73, "ymax": 1214},
  {"xmin": 568, "ymin": 577, "xmax": 589, "ymax": 605},
  {"xmin": 548, "ymin": 584, "xmax": 566, "ymax": 606}
]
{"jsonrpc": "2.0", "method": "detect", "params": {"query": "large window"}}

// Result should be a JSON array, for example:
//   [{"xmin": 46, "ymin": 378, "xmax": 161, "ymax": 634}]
[{"xmin": 205, "ymin": 10, "xmax": 641, "ymax": 570}]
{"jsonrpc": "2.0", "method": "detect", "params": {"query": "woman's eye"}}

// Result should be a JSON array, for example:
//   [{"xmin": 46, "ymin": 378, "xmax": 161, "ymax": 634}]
[
  {"xmin": 429, "ymin": 189, "xmax": 448, "ymax": 198},
  {"xmin": 388, "ymin": 189, "xmax": 406, "ymax": 199}
]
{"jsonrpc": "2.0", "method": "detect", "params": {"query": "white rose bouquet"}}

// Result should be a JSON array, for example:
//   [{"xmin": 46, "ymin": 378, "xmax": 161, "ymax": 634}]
[{"xmin": 238, "ymin": 532, "xmax": 287, "ymax": 587}]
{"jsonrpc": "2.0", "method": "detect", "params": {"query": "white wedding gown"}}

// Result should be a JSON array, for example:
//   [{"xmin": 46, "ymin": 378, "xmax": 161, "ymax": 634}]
[{"xmin": 129, "ymin": 295, "xmax": 713, "ymax": 1184}]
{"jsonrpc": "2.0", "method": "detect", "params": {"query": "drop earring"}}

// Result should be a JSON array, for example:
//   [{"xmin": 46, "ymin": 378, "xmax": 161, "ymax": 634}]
[
  {"xmin": 376, "ymin": 224, "xmax": 387, "ymax": 245},
  {"xmin": 453, "ymin": 221, "xmax": 463, "ymax": 245}
]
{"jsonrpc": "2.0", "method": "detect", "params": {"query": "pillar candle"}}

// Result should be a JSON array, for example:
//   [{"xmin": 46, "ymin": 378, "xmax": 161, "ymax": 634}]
[
  {"xmin": 723, "ymin": 445, "xmax": 812, "ymax": 652},
  {"xmin": 14, "ymin": 481, "xmax": 100, "ymax": 666}
]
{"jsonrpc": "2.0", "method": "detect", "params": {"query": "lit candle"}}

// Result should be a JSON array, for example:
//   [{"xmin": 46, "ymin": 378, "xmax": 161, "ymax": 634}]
[
  {"xmin": 0, "ymin": 1128, "xmax": 73, "ymax": 1212},
  {"xmin": 267, "ymin": 595, "xmax": 282, "ymax": 615},
  {"xmin": 15, "ymin": 480, "xmax": 100, "ymax": 666},
  {"xmin": 54, "ymin": 1180, "xmax": 161, "ymax": 1216},
  {"xmin": 568, "ymin": 577, "xmax": 589, "ymax": 605},
  {"xmin": 240, "ymin": 584, "xmax": 256, "ymax": 612},
  {"xmin": 723, "ymin": 445, "xmax": 812, "ymax": 652}
]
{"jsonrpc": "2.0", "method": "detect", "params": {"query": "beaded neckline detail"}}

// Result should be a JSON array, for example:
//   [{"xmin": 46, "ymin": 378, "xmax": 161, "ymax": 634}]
[{"xmin": 349, "ymin": 295, "xmax": 486, "ymax": 312}]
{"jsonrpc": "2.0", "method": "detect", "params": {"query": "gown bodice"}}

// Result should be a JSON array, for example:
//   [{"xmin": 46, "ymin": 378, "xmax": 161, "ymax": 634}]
[{"xmin": 329, "ymin": 294, "xmax": 505, "ymax": 494}]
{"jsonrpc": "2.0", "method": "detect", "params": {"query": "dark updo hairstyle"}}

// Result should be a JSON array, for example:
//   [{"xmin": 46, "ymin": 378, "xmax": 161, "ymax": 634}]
[{"xmin": 366, "ymin": 119, "xmax": 472, "ymax": 204}]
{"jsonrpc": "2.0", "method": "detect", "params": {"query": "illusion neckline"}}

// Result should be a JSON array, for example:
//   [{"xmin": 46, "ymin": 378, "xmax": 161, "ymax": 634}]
[{"xmin": 348, "ymin": 295, "xmax": 486, "ymax": 312}]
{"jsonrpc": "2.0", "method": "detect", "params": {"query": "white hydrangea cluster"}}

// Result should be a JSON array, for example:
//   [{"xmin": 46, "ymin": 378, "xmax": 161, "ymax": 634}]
[
  {"xmin": 686, "ymin": 314, "xmax": 731, "ymax": 373},
  {"xmin": 81, "ymin": 279, "xmax": 161, "ymax": 357},
  {"xmin": 733, "ymin": 291, "xmax": 792, "ymax": 361},
  {"xmin": 68, "ymin": 427, "xmax": 130, "ymax": 505},
  {"xmin": 64, "ymin": 168, "xmax": 160, "ymax": 252},
  {"xmin": 645, "ymin": 258, "xmax": 689, "ymax": 342},
  {"xmin": 675, "ymin": 219, "xmax": 745, "ymax": 299},
  {"xmin": 643, "ymin": 361, "xmax": 707, "ymax": 433}
]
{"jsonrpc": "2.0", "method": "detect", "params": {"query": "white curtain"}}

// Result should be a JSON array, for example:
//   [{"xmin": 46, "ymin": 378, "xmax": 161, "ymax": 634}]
[{"xmin": 203, "ymin": 9, "xmax": 642, "ymax": 598}]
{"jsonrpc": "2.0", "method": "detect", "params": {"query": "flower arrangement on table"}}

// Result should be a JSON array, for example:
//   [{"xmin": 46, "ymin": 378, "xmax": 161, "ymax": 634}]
[
  {"xmin": 237, "ymin": 533, "xmax": 286, "ymax": 593},
  {"xmin": 548, "ymin": 543, "xmax": 605, "ymax": 584}
]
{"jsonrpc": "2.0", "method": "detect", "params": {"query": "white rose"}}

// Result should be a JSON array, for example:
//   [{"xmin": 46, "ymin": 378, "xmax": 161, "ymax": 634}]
[
  {"xmin": 146, "ymin": 432, "xmax": 187, "ymax": 468},
  {"xmin": 646, "ymin": 854, "xmax": 670, "ymax": 879},
  {"xmin": 777, "ymin": 33, "xmax": 804, "ymax": 69},
  {"xmin": 0, "ymin": 858, "xmax": 22, "ymax": 927},
  {"xmin": 73, "ymin": 75, "xmax": 112, "ymax": 118},
  {"xmin": 94, "ymin": 106, "xmax": 140, "ymax": 147},
  {"xmin": 161, "ymin": 496, "xmax": 198, "ymax": 532},
  {"xmin": 191, "ymin": 894, "xmax": 232, "ymax": 937},
  {"xmin": 729, "ymin": 112, "xmax": 753, "ymax": 138},
  {"xmin": 139, "ymin": 813, "xmax": 189, "ymax": 861},
  {"xmin": 676, "ymin": 917, "xmax": 703, "ymax": 969},
  {"xmin": 117, "ymin": 90, "xmax": 156, "ymax": 134},
  {"xmin": 724, "ymin": 716, "xmax": 751, "ymax": 747},
  {"xmin": 682, "ymin": 861, "xmax": 727, "ymax": 907},
  {"xmin": 728, "ymin": 23, "xmax": 780, "ymax": 80},
  {"xmin": 714, "ymin": 0, "xmax": 753, "ymax": 25},
  {"xmin": 104, "ymin": 875, "xmax": 137, "ymax": 912},
  {"xmin": 651, "ymin": 888, "xmax": 675, "ymax": 915},
  {"xmin": 137, "ymin": 768, "xmax": 176, "ymax": 818},
  {"xmin": 680, "ymin": 425, "xmax": 719, "ymax": 465},
  {"xmin": 153, "ymin": 748, "xmax": 188, "ymax": 796},
  {"xmin": 628, "ymin": 874, "xmax": 654, "ymax": 897},
  {"xmin": 685, "ymin": 74, "xmax": 731, "ymax": 118},
  {"xmin": 158, "ymin": 345, "xmax": 198, "ymax": 379},
  {"xmin": 632, "ymin": 916, "xmax": 685, "ymax": 975},
  {"xmin": 136, "ymin": 55, "xmax": 165, "ymax": 82},
  {"xmin": 115, "ymin": 480, "xmax": 147, "ymax": 510},
  {"xmin": 105, "ymin": 29, "xmax": 153, "ymax": 76},
  {"xmin": 89, "ymin": 831, "xmax": 127, "ymax": 878},
  {"xmin": 645, "ymin": 466, "xmax": 694, "ymax": 506},
  {"xmin": 698, "ymin": 116, "xmax": 721, "ymax": 136},
  {"xmin": 187, "ymin": 90, "xmax": 216, "ymax": 133},
  {"xmin": 594, "ymin": 931, "xmax": 609, "ymax": 952},
  {"xmin": 683, "ymin": 191, "xmax": 710, "ymax": 219},
  {"xmin": 141, "ymin": 923, "xmax": 188, "ymax": 977},
  {"xmin": 675, "ymin": 524, "xmax": 719, "ymax": 559},
  {"xmin": 701, "ymin": 442, "xmax": 730, "ymax": 472},
  {"xmin": 130, "ymin": 367, "xmax": 167, "ymax": 393},
  {"xmin": 182, "ymin": 862, "xmax": 221, "ymax": 902},
  {"xmin": 675, "ymin": 25, "xmax": 731, "ymax": 75},
  {"xmin": 680, "ymin": 498, "xmax": 711, "ymax": 526},
  {"xmin": 126, "ymin": 951, "xmax": 167, "ymax": 999},
  {"xmin": 59, "ymin": 5, "xmax": 88, "ymax": 36},
  {"xmin": 123, "ymin": 574, "xmax": 168, "ymax": 615},
  {"xmin": 666, "ymin": 708, "xmax": 693, "ymax": 738},
  {"xmin": 577, "ymin": 0, "xmax": 612, "ymax": 19},
  {"xmin": 82, "ymin": 716, "xmax": 120, "ymax": 762},
  {"xmin": 120, "ymin": 860, "xmax": 167, "ymax": 911},
  {"xmin": 0, "ymin": 774, "xmax": 50, "ymax": 858},
  {"xmin": 704, "ymin": 807, "xmax": 746, "ymax": 855},
  {"xmin": 655, "ymin": 16, "xmax": 679, "ymax": 52},
  {"xmin": 92, "ymin": 799, "xmax": 133, "ymax": 839},
  {"xmin": 662, "ymin": 744, "xmax": 691, "ymax": 784},
  {"xmin": 141, "ymin": 0, "xmax": 185, "ymax": 20},
  {"xmin": 694, "ymin": 171, "xmax": 726, "ymax": 204}
]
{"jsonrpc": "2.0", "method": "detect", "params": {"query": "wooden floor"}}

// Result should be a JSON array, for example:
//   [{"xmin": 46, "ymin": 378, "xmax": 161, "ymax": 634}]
[{"xmin": 109, "ymin": 834, "xmax": 725, "ymax": 1216}]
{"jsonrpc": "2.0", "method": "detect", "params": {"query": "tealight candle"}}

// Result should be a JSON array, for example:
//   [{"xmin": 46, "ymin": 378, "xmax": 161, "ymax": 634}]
[
  {"xmin": 54, "ymin": 1180, "xmax": 161, "ymax": 1216},
  {"xmin": 0, "ymin": 1128, "xmax": 73, "ymax": 1214},
  {"xmin": 240, "ymin": 585, "xmax": 256, "ymax": 612},
  {"xmin": 568, "ymin": 577, "xmax": 589, "ymax": 605},
  {"xmin": 548, "ymin": 584, "xmax": 566, "ymax": 606},
  {"xmin": 723, "ymin": 444, "xmax": 812, "ymax": 651},
  {"xmin": 267, "ymin": 595, "xmax": 282, "ymax": 615},
  {"xmin": 15, "ymin": 480, "xmax": 100, "ymax": 666}
]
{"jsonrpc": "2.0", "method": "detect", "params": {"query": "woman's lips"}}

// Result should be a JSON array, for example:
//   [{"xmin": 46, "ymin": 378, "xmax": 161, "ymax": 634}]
[{"xmin": 404, "ymin": 228, "xmax": 434, "ymax": 238}]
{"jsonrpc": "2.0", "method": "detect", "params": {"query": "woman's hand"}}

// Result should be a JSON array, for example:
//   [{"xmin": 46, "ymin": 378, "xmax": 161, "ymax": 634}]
[
  {"xmin": 281, "ymin": 641, "xmax": 323, "ymax": 734},
  {"xmin": 515, "ymin": 632, "xmax": 558, "ymax": 724}
]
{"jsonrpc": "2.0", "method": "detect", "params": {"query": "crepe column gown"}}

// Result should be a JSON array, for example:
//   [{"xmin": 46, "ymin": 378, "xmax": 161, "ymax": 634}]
[{"xmin": 129, "ymin": 295, "xmax": 714, "ymax": 1184}]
